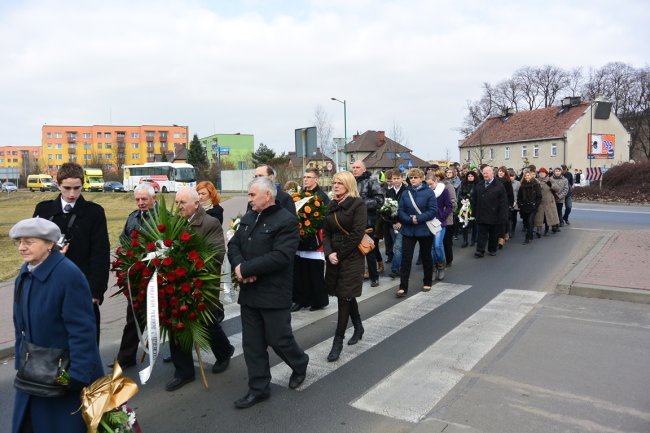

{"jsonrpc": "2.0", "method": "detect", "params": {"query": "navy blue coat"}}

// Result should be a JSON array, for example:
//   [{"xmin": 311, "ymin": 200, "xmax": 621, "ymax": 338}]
[
  {"xmin": 12, "ymin": 251, "xmax": 104, "ymax": 433},
  {"xmin": 398, "ymin": 184, "xmax": 437, "ymax": 238}
]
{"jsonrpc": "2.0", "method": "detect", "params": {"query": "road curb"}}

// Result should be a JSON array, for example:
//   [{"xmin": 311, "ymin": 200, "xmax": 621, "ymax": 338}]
[
  {"xmin": 556, "ymin": 231, "xmax": 650, "ymax": 304},
  {"xmin": 409, "ymin": 417, "xmax": 482, "ymax": 433}
]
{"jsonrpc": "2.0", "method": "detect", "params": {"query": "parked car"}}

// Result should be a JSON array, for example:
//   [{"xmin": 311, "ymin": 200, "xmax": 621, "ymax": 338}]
[
  {"xmin": 103, "ymin": 181, "xmax": 126, "ymax": 193},
  {"xmin": 1, "ymin": 181, "xmax": 18, "ymax": 192},
  {"xmin": 139, "ymin": 178, "xmax": 160, "ymax": 192}
]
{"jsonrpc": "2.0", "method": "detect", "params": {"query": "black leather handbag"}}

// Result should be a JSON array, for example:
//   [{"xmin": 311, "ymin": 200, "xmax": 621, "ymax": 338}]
[{"xmin": 14, "ymin": 341, "xmax": 69, "ymax": 397}]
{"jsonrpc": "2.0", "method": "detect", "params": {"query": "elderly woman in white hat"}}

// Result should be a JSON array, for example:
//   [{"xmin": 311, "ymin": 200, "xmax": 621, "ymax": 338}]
[{"xmin": 10, "ymin": 218, "xmax": 104, "ymax": 433}]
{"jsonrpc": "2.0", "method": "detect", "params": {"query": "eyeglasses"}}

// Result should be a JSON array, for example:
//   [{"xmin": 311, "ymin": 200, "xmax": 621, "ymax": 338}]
[
  {"xmin": 408, "ymin": 176, "xmax": 420, "ymax": 179},
  {"xmin": 13, "ymin": 238, "xmax": 38, "ymax": 247}
]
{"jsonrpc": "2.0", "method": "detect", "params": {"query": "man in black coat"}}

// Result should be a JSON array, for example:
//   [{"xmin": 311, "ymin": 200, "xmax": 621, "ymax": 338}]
[
  {"xmin": 112, "ymin": 183, "xmax": 158, "ymax": 368},
  {"xmin": 228, "ymin": 177, "xmax": 309, "ymax": 409},
  {"xmin": 291, "ymin": 168, "xmax": 331, "ymax": 312},
  {"xmin": 33, "ymin": 162, "xmax": 110, "ymax": 343},
  {"xmin": 472, "ymin": 166, "xmax": 508, "ymax": 257}
]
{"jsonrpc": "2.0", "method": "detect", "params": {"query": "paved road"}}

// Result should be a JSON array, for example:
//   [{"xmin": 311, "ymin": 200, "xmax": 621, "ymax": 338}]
[{"xmin": 1, "ymin": 200, "xmax": 648, "ymax": 433}]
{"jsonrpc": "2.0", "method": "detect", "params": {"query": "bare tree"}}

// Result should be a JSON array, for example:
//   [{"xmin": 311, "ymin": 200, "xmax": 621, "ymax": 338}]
[
  {"xmin": 514, "ymin": 66, "xmax": 542, "ymax": 110},
  {"xmin": 567, "ymin": 67, "xmax": 584, "ymax": 97},
  {"xmin": 534, "ymin": 64, "xmax": 569, "ymax": 107},
  {"xmin": 312, "ymin": 105, "xmax": 334, "ymax": 157},
  {"xmin": 495, "ymin": 78, "xmax": 520, "ymax": 112},
  {"xmin": 390, "ymin": 121, "xmax": 408, "ymax": 145}
]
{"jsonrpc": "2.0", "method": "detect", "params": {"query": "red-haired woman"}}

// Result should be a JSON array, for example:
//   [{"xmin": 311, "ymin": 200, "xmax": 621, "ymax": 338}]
[{"xmin": 197, "ymin": 181, "xmax": 224, "ymax": 224}]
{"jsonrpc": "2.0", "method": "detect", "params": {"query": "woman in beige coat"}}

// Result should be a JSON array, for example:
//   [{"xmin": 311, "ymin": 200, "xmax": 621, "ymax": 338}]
[{"xmin": 534, "ymin": 167, "xmax": 561, "ymax": 236}]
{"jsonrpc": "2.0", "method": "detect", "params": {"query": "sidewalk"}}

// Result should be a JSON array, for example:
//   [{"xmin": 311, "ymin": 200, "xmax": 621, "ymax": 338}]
[{"xmin": 557, "ymin": 229, "xmax": 650, "ymax": 303}]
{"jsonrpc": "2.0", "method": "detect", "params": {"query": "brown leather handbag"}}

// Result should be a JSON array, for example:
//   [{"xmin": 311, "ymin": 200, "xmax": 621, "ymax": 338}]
[{"xmin": 334, "ymin": 213, "xmax": 375, "ymax": 255}]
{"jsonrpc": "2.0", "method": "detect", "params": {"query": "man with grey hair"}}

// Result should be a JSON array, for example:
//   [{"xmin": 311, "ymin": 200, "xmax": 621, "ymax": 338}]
[
  {"xmin": 228, "ymin": 176, "xmax": 309, "ymax": 408},
  {"xmin": 164, "ymin": 186, "xmax": 233, "ymax": 392},
  {"xmin": 111, "ymin": 183, "xmax": 158, "ymax": 369}
]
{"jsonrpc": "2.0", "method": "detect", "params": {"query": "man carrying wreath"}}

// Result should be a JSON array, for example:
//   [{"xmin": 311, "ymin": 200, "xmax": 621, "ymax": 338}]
[
  {"xmin": 165, "ymin": 187, "xmax": 234, "ymax": 392},
  {"xmin": 228, "ymin": 177, "xmax": 309, "ymax": 409}
]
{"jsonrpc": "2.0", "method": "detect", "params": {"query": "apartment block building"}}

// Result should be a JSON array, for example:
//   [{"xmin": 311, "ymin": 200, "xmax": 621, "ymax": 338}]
[
  {"xmin": 41, "ymin": 124, "xmax": 189, "ymax": 173},
  {"xmin": 0, "ymin": 145, "xmax": 42, "ymax": 173}
]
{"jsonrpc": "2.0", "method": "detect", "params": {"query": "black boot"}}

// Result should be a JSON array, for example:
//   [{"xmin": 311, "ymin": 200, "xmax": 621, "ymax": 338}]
[
  {"xmin": 327, "ymin": 335, "xmax": 344, "ymax": 362},
  {"xmin": 348, "ymin": 316, "xmax": 364, "ymax": 345}
]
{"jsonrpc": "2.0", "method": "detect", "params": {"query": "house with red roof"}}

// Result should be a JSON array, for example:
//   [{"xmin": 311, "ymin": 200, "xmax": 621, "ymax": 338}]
[
  {"xmin": 344, "ymin": 130, "xmax": 429, "ymax": 172},
  {"xmin": 459, "ymin": 98, "xmax": 630, "ymax": 172}
]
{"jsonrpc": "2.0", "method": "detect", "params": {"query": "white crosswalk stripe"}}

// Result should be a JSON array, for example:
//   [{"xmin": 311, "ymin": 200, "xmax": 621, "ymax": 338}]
[
  {"xmin": 198, "ymin": 277, "xmax": 408, "ymax": 363},
  {"xmin": 270, "ymin": 283, "xmax": 471, "ymax": 389},
  {"xmin": 350, "ymin": 289, "xmax": 545, "ymax": 423}
]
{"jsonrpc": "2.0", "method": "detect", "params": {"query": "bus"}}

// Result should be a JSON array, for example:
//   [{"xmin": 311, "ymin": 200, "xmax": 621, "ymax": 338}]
[{"xmin": 123, "ymin": 162, "xmax": 197, "ymax": 193}]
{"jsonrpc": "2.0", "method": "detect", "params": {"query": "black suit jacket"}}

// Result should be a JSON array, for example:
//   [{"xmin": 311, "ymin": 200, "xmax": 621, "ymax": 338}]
[
  {"xmin": 472, "ymin": 179, "xmax": 508, "ymax": 225},
  {"xmin": 33, "ymin": 195, "xmax": 110, "ymax": 302}
]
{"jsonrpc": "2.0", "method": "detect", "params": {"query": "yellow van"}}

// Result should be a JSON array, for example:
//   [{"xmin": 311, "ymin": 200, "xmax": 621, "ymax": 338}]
[
  {"xmin": 83, "ymin": 168, "xmax": 104, "ymax": 192},
  {"xmin": 27, "ymin": 174, "xmax": 54, "ymax": 192}
]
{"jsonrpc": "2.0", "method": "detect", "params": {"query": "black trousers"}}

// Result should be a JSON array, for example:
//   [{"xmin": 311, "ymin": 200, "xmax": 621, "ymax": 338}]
[
  {"xmin": 170, "ymin": 310, "xmax": 233, "ymax": 379},
  {"xmin": 476, "ymin": 223, "xmax": 500, "ymax": 254},
  {"xmin": 116, "ymin": 303, "xmax": 145, "ymax": 365},
  {"xmin": 292, "ymin": 256, "xmax": 329, "ymax": 309},
  {"xmin": 520, "ymin": 210, "xmax": 536, "ymax": 239},
  {"xmin": 93, "ymin": 303, "xmax": 101, "ymax": 345},
  {"xmin": 241, "ymin": 305, "xmax": 309, "ymax": 395},
  {"xmin": 365, "ymin": 231, "xmax": 380, "ymax": 281},
  {"xmin": 556, "ymin": 203, "xmax": 564, "ymax": 224},
  {"xmin": 383, "ymin": 222, "xmax": 395, "ymax": 260},
  {"xmin": 399, "ymin": 235, "xmax": 434, "ymax": 292}
]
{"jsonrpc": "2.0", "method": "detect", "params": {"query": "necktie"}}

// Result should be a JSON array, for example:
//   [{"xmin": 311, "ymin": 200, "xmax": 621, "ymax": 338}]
[{"xmin": 64, "ymin": 204, "xmax": 72, "ymax": 213}]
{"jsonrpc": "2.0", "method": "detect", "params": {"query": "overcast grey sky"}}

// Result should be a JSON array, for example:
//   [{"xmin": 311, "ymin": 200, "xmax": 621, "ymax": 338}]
[{"xmin": 0, "ymin": 0, "xmax": 648, "ymax": 161}]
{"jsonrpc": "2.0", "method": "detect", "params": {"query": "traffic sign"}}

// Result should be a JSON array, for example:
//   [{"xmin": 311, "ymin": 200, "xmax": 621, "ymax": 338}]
[
  {"xmin": 219, "ymin": 147, "xmax": 230, "ymax": 155},
  {"xmin": 399, "ymin": 164, "xmax": 405, "ymax": 171},
  {"xmin": 326, "ymin": 162, "xmax": 333, "ymax": 172}
]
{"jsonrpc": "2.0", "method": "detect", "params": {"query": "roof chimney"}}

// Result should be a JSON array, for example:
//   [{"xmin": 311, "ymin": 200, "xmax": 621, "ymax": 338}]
[{"xmin": 377, "ymin": 131, "xmax": 386, "ymax": 145}]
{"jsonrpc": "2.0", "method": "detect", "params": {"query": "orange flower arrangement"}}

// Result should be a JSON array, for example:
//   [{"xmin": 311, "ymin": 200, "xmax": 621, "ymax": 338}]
[{"xmin": 292, "ymin": 190, "xmax": 327, "ymax": 240}]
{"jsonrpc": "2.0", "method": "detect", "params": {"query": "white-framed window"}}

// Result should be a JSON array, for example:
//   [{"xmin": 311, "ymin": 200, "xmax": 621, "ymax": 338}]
[
  {"xmin": 522, "ymin": 146, "xmax": 528, "ymax": 158},
  {"xmin": 466, "ymin": 150, "xmax": 471, "ymax": 162},
  {"xmin": 173, "ymin": 132, "xmax": 180, "ymax": 138},
  {"xmin": 84, "ymin": 143, "xmax": 91, "ymax": 150},
  {"xmin": 48, "ymin": 154, "xmax": 52, "ymax": 160},
  {"xmin": 131, "ymin": 132, "xmax": 139, "ymax": 139},
  {"xmin": 489, "ymin": 148, "xmax": 495, "ymax": 159},
  {"xmin": 551, "ymin": 143, "xmax": 558, "ymax": 157},
  {"xmin": 105, "ymin": 153, "xmax": 112, "ymax": 159},
  {"xmin": 147, "ymin": 152, "xmax": 154, "ymax": 158},
  {"xmin": 132, "ymin": 153, "xmax": 140, "ymax": 159},
  {"xmin": 55, "ymin": 132, "xmax": 62, "ymax": 138},
  {"xmin": 84, "ymin": 154, "xmax": 91, "ymax": 161},
  {"xmin": 505, "ymin": 146, "xmax": 510, "ymax": 160},
  {"xmin": 105, "ymin": 143, "xmax": 112, "ymax": 149},
  {"xmin": 132, "ymin": 143, "xmax": 139, "ymax": 149},
  {"xmin": 46, "ymin": 132, "xmax": 52, "ymax": 139},
  {"xmin": 47, "ymin": 143, "xmax": 52, "ymax": 149},
  {"xmin": 83, "ymin": 133, "xmax": 91, "ymax": 139},
  {"xmin": 97, "ymin": 154, "xmax": 103, "ymax": 159},
  {"xmin": 105, "ymin": 132, "xmax": 112, "ymax": 139},
  {"xmin": 182, "ymin": 132, "xmax": 186, "ymax": 138},
  {"xmin": 97, "ymin": 132, "xmax": 103, "ymax": 138},
  {"xmin": 480, "ymin": 148, "xmax": 484, "ymax": 159},
  {"xmin": 533, "ymin": 145, "xmax": 540, "ymax": 158},
  {"xmin": 56, "ymin": 143, "xmax": 62, "ymax": 149},
  {"xmin": 55, "ymin": 154, "xmax": 62, "ymax": 160},
  {"xmin": 97, "ymin": 143, "xmax": 102, "ymax": 149}
]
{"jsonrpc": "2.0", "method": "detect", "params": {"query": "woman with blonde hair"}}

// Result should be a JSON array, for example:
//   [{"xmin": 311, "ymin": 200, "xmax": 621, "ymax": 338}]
[
  {"xmin": 396, "ymin": 168, "xmax": 437, "ymax": 297},
  {"xmin": 197, "ymin": 180, "xmax": 224, "ymax": 224},
  {"xmin": 322, "ymin": 171, "xmax": 367, "ymax": 361}
]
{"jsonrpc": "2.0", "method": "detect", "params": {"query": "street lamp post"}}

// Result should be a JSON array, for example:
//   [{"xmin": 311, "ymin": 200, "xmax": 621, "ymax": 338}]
[{"xmin": 330, "ymin": 97, "xmax": 347, "ymax": 172}]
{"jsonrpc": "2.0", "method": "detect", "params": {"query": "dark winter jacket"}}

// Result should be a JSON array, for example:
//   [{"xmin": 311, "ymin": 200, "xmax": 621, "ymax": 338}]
[
  {"xmin": 499, "ymin": 177, "xmax": 515, "ymax": 207},
  {"xmin": 206, "ymin": 204, "xmax": 224, "ymax": 225},
  {"xmin": 517, "ymin": 179, "xmax": 543, "ymax": 213},
  {"xmin": 457, "ymin": 179, "xmax": 477, "ymax": 211},
  {"xmin": 12, "ymin": 251, "xmax": 104, "ymax": 433},
  {"xmin": 33, "ymin": 195, "xmax": 110, "ymax": 302},
  {"xmin": 355, "ymin": 171, "xmax": 384, "ymax": 227},
  {"xmin": 398, "ymin": 183, "xmax": 437, "ymax": 237},
  {"xmin": 228, "ymin": 204, "xmax": 300, "ymax": 309},
  {"xmin": 384, "ymin": 183, "xmax": 406, "ymax": 224},
  {"xmin": 323, "ymin": 196, "xmax": 366, "ymax": 298},
  {"xmin": 473, "ymin": 179, "xmax": 509, "ymax": 225}
]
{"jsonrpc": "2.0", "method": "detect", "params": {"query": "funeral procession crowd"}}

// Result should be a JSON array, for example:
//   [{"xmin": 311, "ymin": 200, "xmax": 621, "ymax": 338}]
[{"xmin": 9, "ymin": 159, "xmax": 575, "ymax": 432}]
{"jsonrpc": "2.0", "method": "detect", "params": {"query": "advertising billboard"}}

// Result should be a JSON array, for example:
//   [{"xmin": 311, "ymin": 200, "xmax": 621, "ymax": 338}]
[{"xmin": 588, "ymin": 133, "xmax": 615, "ymax": 159}]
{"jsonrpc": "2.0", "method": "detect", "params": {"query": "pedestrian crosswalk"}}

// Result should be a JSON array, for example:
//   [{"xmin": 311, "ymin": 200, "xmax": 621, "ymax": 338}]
[{"xmin": 195, "ymin": 284, "xmax": 545, "ymax": 424}]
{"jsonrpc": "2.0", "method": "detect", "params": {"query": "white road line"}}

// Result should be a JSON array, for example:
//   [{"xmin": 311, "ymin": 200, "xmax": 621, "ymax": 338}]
[
  {"xmin": 199, "ymin": 277, "xmax": 403, "ymax": 363},
  {"xmin": 574, "ymin": 207, "xmax": 650, "ymax": 214},
  {"xmin": 269, "ymin": 283, "xmax": 471, "ymax": 389},
  {"xmin": 350, "ymin": 289, "xmax": 545, "ymax": 423}
]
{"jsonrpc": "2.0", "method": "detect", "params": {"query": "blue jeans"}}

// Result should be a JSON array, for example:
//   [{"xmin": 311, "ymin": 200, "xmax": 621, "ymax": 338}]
[
  {"xmin": 391, "ymin": 231, "xmax": 403, "ymax": 273},
  {"xmin": 431, "ymin": 227, "xmax": 446, "ymax": 264}
]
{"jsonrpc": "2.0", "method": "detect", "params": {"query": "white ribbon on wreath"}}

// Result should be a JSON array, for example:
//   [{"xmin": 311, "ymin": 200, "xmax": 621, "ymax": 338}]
[{"xmin": 457, "ymin": 198, "xmax": 475, "ymax": 228}]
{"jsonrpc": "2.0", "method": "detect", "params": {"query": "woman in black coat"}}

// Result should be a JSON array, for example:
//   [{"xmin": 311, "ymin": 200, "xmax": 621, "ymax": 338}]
[
  {"xmin": 457, "ymin": 171, "xmax": 478, "ymax": 248},
  {"xmin": 197, "ymin": 180, "xmax": 224, "ymax": 224},
  {"xmin": 517, "ymin": 171, "xmax": 543, "ymax": 244},
  {"xmin": 323, "ymin": 171, "xmax": 367, "ymax": 362}
]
